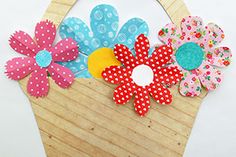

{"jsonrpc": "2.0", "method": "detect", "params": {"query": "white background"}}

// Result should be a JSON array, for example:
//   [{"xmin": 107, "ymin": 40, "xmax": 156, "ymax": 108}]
[{"xmin": 0, "ymin": 0, "xmax": 236, "ymax": 156}]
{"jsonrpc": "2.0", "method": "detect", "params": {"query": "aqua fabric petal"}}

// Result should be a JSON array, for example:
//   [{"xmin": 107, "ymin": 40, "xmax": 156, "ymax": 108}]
[
  {"xmin": 59, "ymin": 17, "xmax": 94, "ymax": 55},
  {"xmin": 90, "ymin": 4, "xmax": 119, "ymax": 48},
  {"xmin": 113, "ymin": 18, "xmax": 149, "ymax": 49},
  {"xmin": 75, "ymin": 69, "xmax": 92, "ymax": 78}
]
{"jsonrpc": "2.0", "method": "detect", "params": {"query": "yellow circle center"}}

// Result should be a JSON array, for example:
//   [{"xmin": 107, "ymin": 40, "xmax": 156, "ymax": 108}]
[{"xmin": 88, "ymin": 47, "xmax": 121, "ymax": 78}]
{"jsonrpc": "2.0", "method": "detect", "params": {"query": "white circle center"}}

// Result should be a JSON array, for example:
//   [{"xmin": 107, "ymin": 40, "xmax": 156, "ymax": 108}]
[{"xmin": 131, "ymin": 64, "xmax": 154, "ymax": 87}]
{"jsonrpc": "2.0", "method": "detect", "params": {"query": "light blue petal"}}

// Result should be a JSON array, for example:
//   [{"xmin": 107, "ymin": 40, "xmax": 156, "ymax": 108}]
[
  {"xmin": 113, "ymin": 18, "xmax": 149, "ymax": 49},
  {"xmin": 90, "ymin": 4, "xmax": 119, "ymax": 48},
  {"xmin": 59, "ymin": 17, "xmax": 95, "ymax": 55},
  {"xmin": 75, "ymin": 69, "xmax": 92, "ymax": 78}
]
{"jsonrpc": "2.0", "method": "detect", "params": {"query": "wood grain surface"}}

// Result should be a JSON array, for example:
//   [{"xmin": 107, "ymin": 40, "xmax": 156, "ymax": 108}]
[{"xmin": 19, "ymin": 0, "xmax": 207, "ymax": 156}]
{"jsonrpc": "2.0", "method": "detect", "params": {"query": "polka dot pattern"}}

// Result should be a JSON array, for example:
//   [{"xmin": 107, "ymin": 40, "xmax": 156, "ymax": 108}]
[
  {"xmin": 134, "ymin": 34, "xmax": 150, "ymax": 62},
  {"xmin": 9, "ymin": 31, "xmax": 39, "ymax": 57},
  {"xmin": 5, "ymin": 20, "xmax": 78, "ymax": 98},
  {"xmin": 35, "ymin": 20, "xmax": 56, "ymax": 50},
  {"xmin": 27, "ymin": 67, "xmax": 49, "ymax": 98},
  {"xmin": 114, "ymin": 44, "xmax": 137, "ymax": 68},
  {"xmin": 134, "ymin": 87, "xmax": 150, "ymax": 116},
  {"xmin": 5, "ymin": 57, "xmax": 36, "ymax": 80},
  {"xmin": 47, "ymin": 63, "xmax": 74, "ymax": 88},
  {"xmin": 102, "ymin": 34, "xmax": 183, "ymax": 116},
  {"xmin": 50, "ymin": 38, "xmax": 79, "ymax": 62}
]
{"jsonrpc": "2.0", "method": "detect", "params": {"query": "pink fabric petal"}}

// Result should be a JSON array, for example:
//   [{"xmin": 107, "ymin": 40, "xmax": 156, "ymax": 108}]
[
  {"xmin": 148, "ymin": 82, "xmax": 172, "ymax": 105},
  {"xmin": 113, "ymin": 82, "xmax": 135, "ymax": 105},
  {"xmin": 27, "ymin": 67, "xmax": 49, "ymax": 97},
  {"xmin": 50, "ymin": 38, "xmax": 79, "ymax": 62},
  {"xmin": 155, "ymin": 66, "xmax": 183, "ymax": 87},
  {"xmin": 134, "ymin": 87, "xmax": 150, "ymax": 116},
  {"xmin": 134, "ymin": 34, "xmax": 150, "ymax": 63},
  {"xmin": 158, "ymin": 23, "xmax": 184, "ymax": 51},
  {"xmin": 206, "ymin": 47, "xmax": 232, "ymax": 67},
  {"xmin": 179, "ymin": 71, "xmax": 202, "ymax": 97},
  {"xmin": 114, "ymin": 44, "xmax": 137, "ymax": 68},
  {"xmin": 198, "ymin": 63, "xmax": 223, "ymax": 91},
  {"xmin": 35, "ymin": 20, "xmax": 56, "ymax": 50},
  {"xmin": 206, "ymin": 23, "xmax": 225, "ymax": 46},
  {"xmin": 47, "ymin": 63, "xmax": 74, "ymax": 88},
  {"xmin": 9, "ymin": 31, "xmax": 38, "ymax": 57},
  {"xmin": 5, "ymin": 57, "xmax": 37, "ymax": 80},
  {"xmin": 102, "ymin": 66, "xmax": 132, "ymax": 85},
  {"xmin": 147, "ymin": 45, "xmax": 173, "ymax": 68}
]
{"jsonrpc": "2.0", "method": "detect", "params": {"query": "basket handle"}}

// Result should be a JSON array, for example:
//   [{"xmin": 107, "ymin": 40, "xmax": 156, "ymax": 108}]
[{"xmin": 43, "ymin": 0, "xmax": 190, "ymax": 28}]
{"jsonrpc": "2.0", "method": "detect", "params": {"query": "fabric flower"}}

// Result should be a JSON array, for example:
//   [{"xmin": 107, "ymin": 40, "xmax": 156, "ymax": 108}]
[
  {"xmin": 5, "ymin": 20, "xmax": 79, "ymax": 97},
  {"xmin": 102, "ymin": 34, "xmax": 183, "ymax": 116},
  {"xmin": 158, "ymin": 16, "xmax": 232, "ymax": 97},
  {"xmin": 59, "ymin": 4, "xmax": 149, "ymax": 78}
]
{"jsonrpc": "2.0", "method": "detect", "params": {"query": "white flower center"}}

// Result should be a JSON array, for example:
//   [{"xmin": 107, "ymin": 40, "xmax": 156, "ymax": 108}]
[{"xmin": 131, "ymin": 64, "xmax": 154, "ymax": 87}]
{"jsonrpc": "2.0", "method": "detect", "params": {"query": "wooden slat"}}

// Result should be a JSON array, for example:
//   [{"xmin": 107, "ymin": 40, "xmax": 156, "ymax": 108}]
[{"xmin": 18, "ymin": 0, "xmax": 208, "ymax": 156}]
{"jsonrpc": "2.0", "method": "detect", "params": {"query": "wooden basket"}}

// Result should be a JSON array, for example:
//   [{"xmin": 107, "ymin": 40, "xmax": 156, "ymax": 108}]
[{"xmin": 19, "ymin": 0, "xmax": 207, "ymax": 156}]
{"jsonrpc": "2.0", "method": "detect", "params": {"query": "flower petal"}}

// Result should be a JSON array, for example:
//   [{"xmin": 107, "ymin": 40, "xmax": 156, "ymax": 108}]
[
  {"xmin": 114, "ymin": 44, "xmax": 137, "ymax": 68},
  {"xmin": 206, "ymin": 23, "xmax": 225, "ymax": 46},
  {"xmin": 47, "ymin": 63, "xmax": 74, "ymax": 88},
  {"xmin": 75, "ymin": 69, "xmax": 92, "ymax": 78},
  {"xmin": 113, "ymin": 18, "xmax": 149, "ymax": 49},
  {"xmin": 134, "ymin": 87, "xmax": 150, "ymax": 116},
  {"xmin": 5, "ymin": 57, "xmax": 36, "ymax": 80},
  {"xmin": 134, "ymin": 34, "xmax": 150, "ymax": 63},
  {"xmin": 198, "ymin": 63, "xmax": 223, "ymax": 91},
  {"xmin": 35, "ymin": 20, "xmax": 56, "ymax": 50},
  {"xmin": 155, "ymin": 66, "xmax": 183, "ymax": 87},
  {"xmin": 50, "ymin": 38, "xmax": 79, "ymax": 62},
  {"xmin": 148, "ymin": 82, "xmax": 172, "ymax": 105},
  {"xmin": 59, "ymin": 17, "xmax": 94, "ymax": 55},
  {"xmin": 179, "ymin": 71, "xmax": 202, "ymax": 97},
  {"xmin": 181, "ymin": 16, "xmax": 203, "ymax": 39},
  {"xmin": 158, "ymin": 23, "xmax": 183, "ymax": 51},
  {"xmin": 9, "ymin": 31, "xmax": 38, "ymax": 57},
  {"xmin": 27, "ymin": 67, "xmax": 49, "ymax": 97},
  {"xmin": 113, "ymin": 83, "xmax": 135, "ymax": 105},
  {"xmin": 102, "ymin": 66, "xmax": 132, "ymax": 84},
  {"xmin": 206, "ymin": 47, "xmax": 232, "ymax": 67},
  {"xmin": 148, "ymin": 45, "xmax": 173, "ymax": 68},
  {"xmin": 90, "ymin": 4, "xmax": 119, "ymax": 47}
]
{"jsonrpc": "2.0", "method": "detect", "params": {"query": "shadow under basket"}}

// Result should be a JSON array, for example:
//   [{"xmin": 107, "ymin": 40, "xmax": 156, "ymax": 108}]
[{"xmin": 19, "ymin": 0, "xmax": 207, "ymax": 157}]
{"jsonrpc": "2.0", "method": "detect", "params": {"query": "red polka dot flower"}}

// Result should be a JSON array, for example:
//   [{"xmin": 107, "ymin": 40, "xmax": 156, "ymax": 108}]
[
  {"xmin": 5, "ymin": 20, "xmax": 79, "ymax": 97},
  {"xmin": 102, "ymin": 34, "xmax": 183, "ymax": 116}
]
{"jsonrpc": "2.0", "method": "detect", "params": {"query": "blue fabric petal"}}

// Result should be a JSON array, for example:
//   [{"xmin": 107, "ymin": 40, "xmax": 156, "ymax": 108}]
[
  {"xmin": 113, "ymin": 18, "xmax": 149, "ymax": 49},
  {"xmin": 90, "ymin": 4, "xmax": 119, "ymax": 48},
  {"xmin": 59, "ymin": 17, "xmax": 94, "ymax": 55},
  {"xmin": 75, "ymin": 69, "xmax": 92, "ymax": 78}
]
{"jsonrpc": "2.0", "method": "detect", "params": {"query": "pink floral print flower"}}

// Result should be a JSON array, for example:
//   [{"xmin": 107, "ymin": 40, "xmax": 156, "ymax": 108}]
[
  {"xmin": 158, "ymin": 16, "xmax": 232, "ymax": 97},
  {"xmin": 5, "ymin": 20, "xmax": 79, "ymax": 97}
]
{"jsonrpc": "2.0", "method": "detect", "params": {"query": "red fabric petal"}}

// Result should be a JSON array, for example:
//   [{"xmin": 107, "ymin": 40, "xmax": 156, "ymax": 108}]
[
  {"xmin": 5, "ymin": 57, "xmax": 37, "ymax": 80},
  {"xmin": 113, "ymin": 82, "xmax": 135, "ymax": 105},
  {"xmin": 114, "ymin": 44, "xmax": 137, "ymax": 68},
  {"xmin": 148, "ymin": 82, "xmax": 172, "ymax": 105},
  {"xmin": 27, "ymin": 67, "xmax": 49, "ymax": 97},
  {"xmin": 147, "ymin": 45, "xmax": 173, "ymax": 69},
  {"xmin": 134, "ymin": 34, "xmax": 150, "ymax": 63},
  {"xmin": 155, "ymin": 66, "xmax": 183, "ymax": 87},
  {"xmin": 134, "ymin": 87, "xmax": 150, "ymax": 116},
  {"xmin": 102, "ymin": 66, "xmax": 132, "ymax": 84},
  {"xmin": 47, "ymin": 63, "xmax": 74, "ymax": 88},
  {"xmin": 50, "ymin": 38, "xmax": 79, "ymax": 62},
  {"xmin": 35, "ymin": 20, "xmax": 56, "ymax": 50},
  {"xmin": 9, "ymin": 31, "xmax": 38, "ymax": 57}
]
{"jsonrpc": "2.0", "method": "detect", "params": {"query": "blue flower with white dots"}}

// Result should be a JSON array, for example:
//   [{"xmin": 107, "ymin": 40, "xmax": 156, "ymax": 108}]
[{"xmin": 59, "ymin": 4, "xmax": 149, "ymax": 78}]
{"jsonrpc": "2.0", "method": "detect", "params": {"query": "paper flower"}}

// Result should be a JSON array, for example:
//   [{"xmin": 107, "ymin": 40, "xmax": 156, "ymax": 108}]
[
  {"xmin": 102, "ymin": 34, "xmax": 183, "ymax": 116},
  {"xmin": 158, "ymin": 16, "xmax": 232, "ymax": 97},
  {"xmin": 59, "ymin": 4, "xmax": 149, "ymax": 78},
  {"xmin": 5, "ymin": 20, "xmax": 79, "ymax": 97}
]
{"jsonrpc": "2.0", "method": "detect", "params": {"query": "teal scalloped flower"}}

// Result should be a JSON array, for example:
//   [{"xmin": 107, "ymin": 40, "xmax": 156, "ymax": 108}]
[{"xmin": 59, "ymin": 4, "xmax": 149, "ymax": 78}]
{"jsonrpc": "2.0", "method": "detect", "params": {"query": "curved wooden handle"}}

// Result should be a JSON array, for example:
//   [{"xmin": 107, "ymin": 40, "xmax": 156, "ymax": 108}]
[{"xmin": 43, "ymin": 0, "xmax": 190, "ymax": 28}]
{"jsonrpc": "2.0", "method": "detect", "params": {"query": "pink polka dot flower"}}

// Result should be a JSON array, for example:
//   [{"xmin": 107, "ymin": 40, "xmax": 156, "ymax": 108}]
[
  {"xmin": 102, "ymin": 34, "xmax": 183, "ymax": 116},
  {"xmin": 5, "ymin": 20, "xmax": 79, "ymax": 97},
  {"xmin": 158, "ymin": 16, "xmax": 232, "ymax": 97}
]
